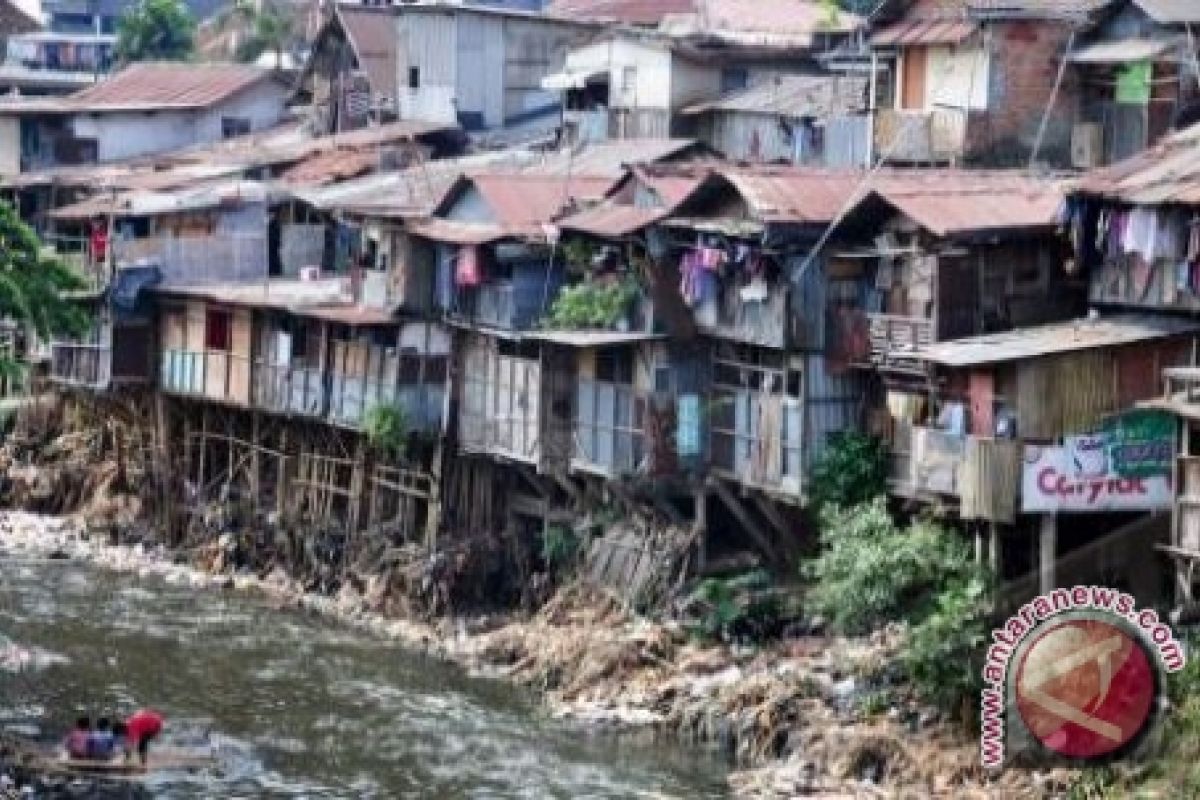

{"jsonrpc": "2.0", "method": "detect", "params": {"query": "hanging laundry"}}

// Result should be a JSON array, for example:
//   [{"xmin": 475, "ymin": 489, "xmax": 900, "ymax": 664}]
[
  {"xmin": 1131, "ymin": 255, "xmax": 1153, "ymax": 301},
  {"xmin": 455, "ymin": 245, "xmax": 481, "ymax": 287}
]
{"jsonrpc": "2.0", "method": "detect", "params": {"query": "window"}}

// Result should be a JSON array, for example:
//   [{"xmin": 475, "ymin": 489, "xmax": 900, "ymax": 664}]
[
  {"xmin": 595, "ymin": 348, "xmax": 634, "ymax": 385},
  {"xmin": 621, "ymin": 66, "xmax": 637, "ymax": 94},
  {"xmin": 408, "ymin": 67, "xmax": 420, "ymax": 89},
  {"xmin": 204, "ymin": 310, "xmax": 231, "ymax": 351},
  {"xmin": 721, "ymin": 68, "xmax": 749, "ymax": 93},
  {"xmin": 221, "ymin": 117, "xmax": 251, "ymax": 139}
]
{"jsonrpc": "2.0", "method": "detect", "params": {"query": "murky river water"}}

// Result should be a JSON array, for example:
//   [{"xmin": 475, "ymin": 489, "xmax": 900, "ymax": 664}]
[{"xmin": 0, "ymin": 555, "xmax": 729, "ymax": 798}]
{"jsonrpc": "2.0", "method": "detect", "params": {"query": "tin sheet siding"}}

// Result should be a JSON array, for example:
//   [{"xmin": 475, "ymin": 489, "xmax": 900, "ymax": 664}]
[
  {"xmin": 1015, "ymin": 350, "xmax": 1116, "ymax": 440},
  {"xmin": 398, "ymin": 14, "xmax": 458, "ymax": 125},
  {"xmin": 458, "ymin": 14, "xmax": 505, "ymax": 129},
  {"xmin": 803, "ymin": 353, "xmax": 862, "ymax": 476},
  {"xmin": 503, "ymin": 19, "xmax": 574, "ymax": 125}
]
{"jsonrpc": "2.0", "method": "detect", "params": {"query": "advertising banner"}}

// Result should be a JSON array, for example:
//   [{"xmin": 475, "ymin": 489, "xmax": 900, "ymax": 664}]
[{"xmin": 1022, "ymin": 439, "xmax": 1172, "ymax": 513}]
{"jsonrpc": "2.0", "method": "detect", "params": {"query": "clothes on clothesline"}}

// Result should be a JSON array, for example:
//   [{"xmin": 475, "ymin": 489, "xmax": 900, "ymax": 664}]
[{"xmin": 455, "ymin": 244, "xmax": 481, "ymax": 287}]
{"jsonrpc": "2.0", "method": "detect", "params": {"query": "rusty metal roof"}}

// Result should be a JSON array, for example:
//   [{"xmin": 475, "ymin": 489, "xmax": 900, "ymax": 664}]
[
  {"xmin": 682, "ymin": 74, "xmax": 868, "ymax": 118},
  {"xmin": 716, "ymin": 167, "xmax": 864, "ymax": 224},
  {"xmin": 337, "ymin": 6, "xmax": 399, "ymax": 102},
  {"xmin": 277, "ymin": 149, "xmax": 388, "ymax": 187},
  {"xmin": 546, "ymin": 0, "xmax": 694, "ymax": 25},
  {"xmin": 518, "ymin": 139, "xmax": 701, "ymax": 178},
  {"xmin": 66, "ymin": 62, "xmax": 277, "ymax": 111},
  {"xmin": 918, "ymin": 314, "xmax": 1200, "ymax": 368},
  {"xmin": 407, "ymin": 219, "xmax": 514, "ymax": 245},
  {"xmin": 558, "ymin": 204, "xmax": 668, "ymax": 237},
  {"xmin": 867, "ymin": 171, "xmax": 1065, "ymax": 235},
  {"xmin": 1074, "ymin": 123, "xmax": 1200, "ymax": 204},
  {"xmin": 467, "ymin": 173, "xmax": 620, "ymax": 227},
  {"xmin": 873, "ymin": 19, "xmax": 978, "ymax": 45}
]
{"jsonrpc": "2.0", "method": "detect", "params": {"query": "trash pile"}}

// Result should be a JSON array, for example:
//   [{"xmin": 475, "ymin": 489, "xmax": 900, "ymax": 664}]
[{"xmin": 462, "ymin": 584, "xmax": 1049, "ymax": 798}]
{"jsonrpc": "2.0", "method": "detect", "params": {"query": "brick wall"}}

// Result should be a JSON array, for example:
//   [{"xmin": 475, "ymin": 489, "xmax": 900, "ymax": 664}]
[{"xmin": 965, "ymin": 20, "xmax": 1081, "ymax": 167}]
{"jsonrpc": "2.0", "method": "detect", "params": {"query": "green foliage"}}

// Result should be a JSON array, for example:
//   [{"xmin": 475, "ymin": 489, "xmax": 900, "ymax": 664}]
[
  {"xmin": 216, "ymin": 0, "xmax": 297, "ymax": 67},
  {"xmin": 560, "ymin": 239, "xmax": 597, "ymax": 276},
  {"xmin": 363, "ymin": 404, "xmax": 408, "ymax": 460},
  {"xmin": 807, "ymin": 431, "xmax": 889, "ymax": 513},
  {"xmin": 0, "ymin": 202, "xmax": 89, "ymax": 377},
  {"xmin": 540, "ymin": 524, "xmax": 579, "ymax": 571},
  {"xmin": 116, "ymin": 0, "xmax": 195, "ymax": 63},
  {"xmin": 901, "ymin": 575, "xmax": 990, "ymax": 718},
  {"xmin": 687, "ymin": 570, "xmax": 782, "ymax": 642},
  {"xmin": 543, "ymin": 279, "xmax": 639, "ymax": 329},
  {"xmin": 803, "ymin": 499, "xmax": 980, "ymax": 635}
]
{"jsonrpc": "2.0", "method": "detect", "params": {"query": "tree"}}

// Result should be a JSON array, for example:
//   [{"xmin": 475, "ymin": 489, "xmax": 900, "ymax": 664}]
[
  {"xmin": 0, "ymin": 202, "xmax": 90, "ymax": 377},
  {"xmin": 212, "ymin": 0, "xmax": 298, "ymax": 69},
  {"xmin": 116, "ymin": 0, "xmax": 196, "ymax": 64}
]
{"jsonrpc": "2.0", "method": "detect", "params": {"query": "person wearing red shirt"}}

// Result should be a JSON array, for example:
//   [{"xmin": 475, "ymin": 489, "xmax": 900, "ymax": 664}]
[{"xmin": 122, "ymin": 709, "xmax": 164, "ymax": 764}]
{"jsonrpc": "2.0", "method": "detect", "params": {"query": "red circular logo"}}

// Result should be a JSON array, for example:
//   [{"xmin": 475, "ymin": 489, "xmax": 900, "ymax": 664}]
[{"xmin": 1015, "ymin": 617, "xmax": 1157, "ymax": 760}]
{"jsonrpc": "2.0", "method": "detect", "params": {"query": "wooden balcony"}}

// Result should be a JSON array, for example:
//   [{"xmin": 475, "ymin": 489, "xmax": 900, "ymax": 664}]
[
  {"xmin": 251, "ymin": 362, "xmax": 326, "ymax": 418},
  {"xmin": 874, "ymin": 108, "xmax": 968, "ymax": 164},
  {"xmin": 862, "ymin": 313, "xmax": 934, "ymax": 366},
  {"xmin": 890, "ymin": 424, "xmax": 1020, "ymax": 522},
  {"xmin": 50, "ymin": 343, "xmax": 109, "ymax": 390},
  {"xmin": 160, "ymin": 349, "xmax": 251, "ymax": 406},
  {"xmin": 698, "ymin": 285, "xmax": 788, "ymax": 349}
]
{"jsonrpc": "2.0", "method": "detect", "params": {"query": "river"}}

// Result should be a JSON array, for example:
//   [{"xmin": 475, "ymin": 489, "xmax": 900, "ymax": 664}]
[{"xmin": 0, "ymin": 554, "xmax": 730, "ymax": 798}]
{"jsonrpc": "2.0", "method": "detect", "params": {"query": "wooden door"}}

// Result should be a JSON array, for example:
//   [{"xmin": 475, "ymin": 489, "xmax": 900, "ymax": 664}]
[{"xmin": 901, "ymin": 46, "xmax": 928, "ymax": 111}]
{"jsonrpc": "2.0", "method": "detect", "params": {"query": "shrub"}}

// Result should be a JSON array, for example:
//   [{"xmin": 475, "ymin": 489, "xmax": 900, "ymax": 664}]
[
  {"xmin": 363, "ymin": 405, "xmax": 408, "ymax": 460},
  {"xmin": 901, "ymin": 575, "xmax": 990, "ymax": 719},
  {"xmin": 803, "ymin": 499, "xmax": 979, "ymax": 634},
  {"xmin": 543, "ymin": 279, "xmax": 638, "ymax": 329},
  {"xmin": 807, "ymin": 431, "xmax": 889, "ymax": 513},
  {"xmin": 540, "ymin": 524, "xmax": 579, "ymax": 571}
]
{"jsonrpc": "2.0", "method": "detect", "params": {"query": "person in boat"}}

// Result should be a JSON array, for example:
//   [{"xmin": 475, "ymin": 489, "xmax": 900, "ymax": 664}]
[
  {"xmin": 64, "ymin": 716, "xmax": 91, "ymax": 760},
  {"xmin": 88, "ymin": 717, "xmax": 116, "ymax": 760},
  {"xmin": 122, "ymin": 709, "xmax": 163, "ymax": 764}
]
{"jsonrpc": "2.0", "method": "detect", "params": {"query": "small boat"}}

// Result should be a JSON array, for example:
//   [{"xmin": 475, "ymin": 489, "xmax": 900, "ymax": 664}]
[{"xmin": 53, "ymin": 749, "xmax": 215, "ymax": 777}]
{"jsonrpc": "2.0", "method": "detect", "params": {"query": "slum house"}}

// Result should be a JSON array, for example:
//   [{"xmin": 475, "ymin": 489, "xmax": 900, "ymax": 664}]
[
  {"xmin": 1067, "ymin": 0, "xmax": 1200, "ymax": 167},
  {"xmin": 679, "ymin": 74, "xmax": 870, "ymax": 165},
  {"xmin": 643, "ymin": 165, "xmax": 865, "ymax": 532},
  {"xmin": 7, "ymin": 118, "xmax": 460, "ymax": 255},
  {"xmin": 870, "ymin": 0, "xmax": 1111, "ymax": 166},
  {"xmin": 827, "ymin": 171, "xmax": 1082, "ymax": 378},
  {"xmin": 888, "ymin": 314, "xmax": 1198, "ymax": 606},
  {"xmin": 0, "ymin": 30, "xmax": 117, "ymax": 96},
  {"xmin": 1071, "ymin": 122, "xmax": 1200, "ymax": 314},
  {"xmin": 298, "ymin": 5, "xmax": 402, "ymax": 133},
  {"xmin": 542, "ymin": 0, "xmax": 864, "ymax": 145},
  {"xmin": 371, "ymin": 1, "xmax": 595, "ymax": 141},
  {"xmin": 0, "ymin": 62, "xmax": 292, "ymax": 175}
]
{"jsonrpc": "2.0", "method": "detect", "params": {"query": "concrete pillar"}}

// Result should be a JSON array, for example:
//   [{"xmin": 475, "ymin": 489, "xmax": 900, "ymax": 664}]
[{"xmin": 1039, "ymin": 514, "xmax": 1058, "ymax": 594}]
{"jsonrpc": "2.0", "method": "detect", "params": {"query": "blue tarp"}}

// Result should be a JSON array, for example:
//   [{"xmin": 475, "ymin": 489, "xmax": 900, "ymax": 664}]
[{"xmin": 110, "ymin": 265, "xmax": 161, "ymax": 318}]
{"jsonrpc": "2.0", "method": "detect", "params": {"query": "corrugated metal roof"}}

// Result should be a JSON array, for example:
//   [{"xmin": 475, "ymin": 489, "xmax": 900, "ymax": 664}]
[
  {"xmin": 337, "ymin": 6, "xmax": 399, "ymax": 102},
  {"xmin": 48, "ymin": 179, "xmax": 274, "ymax": 220},
  {"xmin": 277, "ymin": 149, "xmax": 386, "ymax": 187},
  {"xmin": 1074, "ymin": 122, "xmax": 1200, "ymax": 204},
  {"xmin": 407, "ymin": 219, "xmax": 514, "ymax": 244},
  {"xmin": 469, "ymin": 173, "xmax": 620, "ymax": 226},
  {"xmin": 65, "ymin": 62, "xmax": 276, "ymax": 111},
  {"xmin": 558, "ymin": 204, "xmax": 667, "ymax": 237},
  {"xmin": 918, "ymin": 314, "xmax": 1200, "ymax": 367},
  {"xmin": 868, "ymin": 172, "xmax": 1065, "ymax": 235},
  {"xmin": 872, "ymin": 19, "xmax": 978, "ymax": 45},
  {"xmin": 525, "ymin": 330, "xmax": 667, "ymax": 346},
  {"xmin": 1133, "ymin": 0, "xmax": 1200, "ymax": 24},
  {"xmin": 1068, "ymin": 38, "xmax": 1176, "ymax": 64},
  {"xmin": 518, "ymin": 139, "xmax": 700, "ymax": 178},
  {"xmin": 718, "ymin": 167, "xmax": 864, "ymax": 223},
  {"xmin": 546, "ymin": 0, "xmax": 694, "ymax": 25},
  {"xmin": 156, "ymin": 278, "xmax": 354, "ymax": 311},
  {"xmin": 682, "ymin": 75, "xmax": 868, "ymax": 118}
]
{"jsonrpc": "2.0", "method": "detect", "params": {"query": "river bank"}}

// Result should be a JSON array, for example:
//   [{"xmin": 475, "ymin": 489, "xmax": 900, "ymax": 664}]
[{"xmin": 0, "ymin": 511, "xmax": 1064, "ymax": 798}]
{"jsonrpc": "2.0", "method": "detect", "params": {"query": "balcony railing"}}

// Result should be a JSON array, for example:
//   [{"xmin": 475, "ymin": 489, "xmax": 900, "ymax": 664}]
[
  {"xmin": 160, "ymin": 349, "xmax": 251, "ymax": 406},
  {"xmin": 328, "ymin": 375, "xmax": 444, "ymax": 432},
  {"xmin": 698, "ymin": 285, "xmax": 788, "ymax": 348},
  {"xmin": 875, "ymin": 108, "xmax": 968, "ymax": 163},
  {"xmin": 115, "ymin": 234, "xmax": 268, "ymax": 286},
  {"xmin": 50, "ymin": 343, "xmax": 109, "ymax": 389},
  {"xmin": 252, "ymin": 362, "xmax": 326, "ymax": 418},
  {"xmin": 866, "ymin": 313, "xmax": 934, "ymax": 359},
  {"xmin": 453, "ymin": 282, "xmax": 519, "ymax": 330}
]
